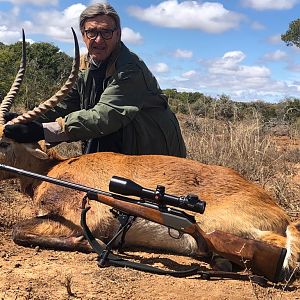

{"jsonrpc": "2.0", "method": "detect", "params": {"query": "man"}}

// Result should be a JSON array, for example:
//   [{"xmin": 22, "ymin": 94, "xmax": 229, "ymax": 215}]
[{"xmin": 4, "ymin": 3, "xmax": 186, "ymax": 157}]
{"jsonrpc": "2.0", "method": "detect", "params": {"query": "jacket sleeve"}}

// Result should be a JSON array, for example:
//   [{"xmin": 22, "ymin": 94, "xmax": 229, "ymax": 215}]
[{"xmin": 63, "ymin": 64, "xmax": 146, "ymax": 141}]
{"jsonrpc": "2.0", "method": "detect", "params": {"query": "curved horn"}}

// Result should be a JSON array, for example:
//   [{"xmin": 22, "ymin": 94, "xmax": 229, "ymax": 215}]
[
  {"xmin": 8, "ymin": 27, "xmax": 80, "ymax": 125},
  {"xmin": 0, "ymin": 29, "xmax": 26, "ymax": 125}
]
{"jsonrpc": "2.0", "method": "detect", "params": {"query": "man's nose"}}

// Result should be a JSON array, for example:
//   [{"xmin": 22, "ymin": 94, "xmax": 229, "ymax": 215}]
[{"xmin": 94, "ymin": 34, "xmax": 103, "ymax": 43}]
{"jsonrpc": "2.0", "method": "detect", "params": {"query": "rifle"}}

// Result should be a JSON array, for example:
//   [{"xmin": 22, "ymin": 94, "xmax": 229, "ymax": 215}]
[{"xmin": 0, "ymin": 163, "xmax": 286, "ymax": 283}]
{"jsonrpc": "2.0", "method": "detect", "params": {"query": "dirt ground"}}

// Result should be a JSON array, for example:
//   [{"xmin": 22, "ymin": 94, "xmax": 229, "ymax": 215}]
[{"xmin": 0, "ymin": 179, "xmax": 299, "ymax": 300}]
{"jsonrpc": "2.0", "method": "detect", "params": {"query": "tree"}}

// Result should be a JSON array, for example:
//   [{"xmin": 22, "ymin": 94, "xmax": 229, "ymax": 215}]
[
  {"xmin": 215, "ymin": 94, "xmax": 237, "ymax": 121},
  {"xmin": 0, "ymin": 41, "xmax": 73, "ymax": 109},
  {"xmin": 279, "ymin": 98, "xmax": 300, "ymax": 123},
  {"xmin": 164, "ymin": 88, "xmax": 177, "ymax": 100},
  {"xmin": 22, "ymin": 42, "xmax": 73, "ymax": 109},
  {"xmin": 281, "ymin": 19, "xmax": 300, "ymax": 47}
]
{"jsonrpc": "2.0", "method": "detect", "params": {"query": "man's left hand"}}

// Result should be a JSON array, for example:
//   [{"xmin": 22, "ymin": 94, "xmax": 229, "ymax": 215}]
[{"xmin": 4, "ymin": 121, "xmax": 45, "ymax": 143}]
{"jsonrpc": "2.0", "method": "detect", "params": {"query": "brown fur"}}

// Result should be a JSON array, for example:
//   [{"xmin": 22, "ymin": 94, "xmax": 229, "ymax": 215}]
[{"xmin": 0, "ymin": 135, "xmax": 299, "ymax": 277}]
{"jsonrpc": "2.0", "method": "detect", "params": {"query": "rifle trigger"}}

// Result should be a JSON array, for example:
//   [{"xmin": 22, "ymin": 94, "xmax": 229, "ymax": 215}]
[{"xmin": 168, "ymin": 228, "xmax": 183, "ymax": 239}]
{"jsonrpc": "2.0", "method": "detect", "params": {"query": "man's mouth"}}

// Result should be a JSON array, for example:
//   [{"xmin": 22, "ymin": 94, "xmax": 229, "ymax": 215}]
[{"xmin": 93, "ymin": 46, "xmax": 105, "ymax": 52}]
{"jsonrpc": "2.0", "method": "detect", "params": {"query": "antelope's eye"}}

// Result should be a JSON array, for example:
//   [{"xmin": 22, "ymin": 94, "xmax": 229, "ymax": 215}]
[{"xmin": 0, "ymin": 142, "xmax": 10, "ymax": 149}]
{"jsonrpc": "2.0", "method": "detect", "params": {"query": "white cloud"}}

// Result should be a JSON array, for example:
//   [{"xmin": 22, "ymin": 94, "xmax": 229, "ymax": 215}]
[
  {"xmin": 182, "ymin": 70, "xmax": 196, "ymax": 78},
  {"xmin": 201, "ymin": 51, "xmax": 300, "ymax": 100},
  {"xmin": 0, "ymin": 26, "xmax": 20, "ymax": 44},
  {"xmin": 145, "ymin": 47, "xmax": 300, "ymax": 101},
  {"xmin": 27, "ymin": 4, "xmax": 86, "ymax": 42},
  {"xmin": 242, "ymin": 0, "xmax": 299, "ymax": 10},
  {"xmin": 251, "ymin": 21, "xmax": 265, "ymax": 30},
  {"xmin": 89, "ymin": 0, "xmax": 107, "ymax": 4},
  {"xmin": 288, "ymin": 63, "xmax": 300, "ymax": 72},
  {"xmin": 152, "ymin": 62, "xmax": 169, "ymax": 73},
  {"xmin": 0, "ymin": 7, "xmax": 18, "ymax": 36},
  {"xmin": 209, "ymin": 51, "xmax": 244, "ymax": 71},
  {"xmin": 0, "ymin": 0, "xmax": 58, "ymax": 5},
  {"xmin": 25, "ymin": 38, "xmax": 35, "ymax": 44},
  {"xmin": 11, "ymin": 6, "xmax": 20, "ymax": 16},
  {"xmin": 267, "ymin": 34, "xmax": 282, "ymax": 44},
  {"xmin": 128, "ymin": 1, "xmax": 244, "ymax": 33},
  {"xmin": 160, "ymin": 50, "xmax": 289, "ymax": 101},
  {"xmin": 1, "ymin": 4, "xmax": 86, "ymax": 46},
  {"xmin": 173, "ymin": 49, "xmax": 193, "ymax": 58},
  {"xmin": 121, "ymin": 27, "xmax": 143, "ymax": 44},
  {"xmin": 263, "ymin": 50, "xmax": 287, "ymax": 61},
  {"xmin": 208, "ymin": 51, "xmax": 271, "ymax": 84}
]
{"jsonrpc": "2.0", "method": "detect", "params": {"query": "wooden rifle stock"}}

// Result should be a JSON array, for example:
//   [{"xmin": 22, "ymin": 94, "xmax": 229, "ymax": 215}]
[
  {"xmin": 193, "ymin": 228, "xmax": 286, "ymax": 283},
  {"xmin": 89, "ymin": 192, "xmax": 286, "ymax": 283}
]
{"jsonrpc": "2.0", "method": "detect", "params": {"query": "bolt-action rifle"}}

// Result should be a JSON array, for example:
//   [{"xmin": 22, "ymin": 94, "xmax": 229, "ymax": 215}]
[{"xmin": 0, "ymin": 163, "xmax": 286, "ymax": 283}]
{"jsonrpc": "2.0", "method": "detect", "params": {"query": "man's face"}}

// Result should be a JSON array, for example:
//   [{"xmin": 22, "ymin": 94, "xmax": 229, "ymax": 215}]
[{"xmin": 82, "ymin": 15, "xmax": 120, "ymax": 63}]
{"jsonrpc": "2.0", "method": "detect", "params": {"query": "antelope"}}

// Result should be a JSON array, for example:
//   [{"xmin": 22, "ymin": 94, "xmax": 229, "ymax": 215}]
[{"xmin": 0, "ymin": 30, "xmax": 299, "ymax": 281}]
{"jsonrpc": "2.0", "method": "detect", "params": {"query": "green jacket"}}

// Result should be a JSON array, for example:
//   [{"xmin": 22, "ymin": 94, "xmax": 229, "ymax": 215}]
[{"xmin": 41, "ymin": 42, "xmax": 186, "ymax": 157}]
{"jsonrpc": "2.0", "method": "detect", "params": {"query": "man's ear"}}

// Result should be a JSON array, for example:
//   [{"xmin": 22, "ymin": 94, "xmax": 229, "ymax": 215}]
[{"xmin": 116, "ymin": 28, "xmax": 121, "ymax": 40}]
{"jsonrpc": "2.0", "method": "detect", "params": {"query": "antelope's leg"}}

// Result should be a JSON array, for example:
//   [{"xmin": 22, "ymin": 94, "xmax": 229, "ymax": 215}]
[{"xmin": 12, "ymin": 215, "xmax": 93, "ymax": 252}]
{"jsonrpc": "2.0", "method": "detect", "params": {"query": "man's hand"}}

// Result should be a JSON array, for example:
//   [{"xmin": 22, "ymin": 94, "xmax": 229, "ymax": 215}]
[{"xmin": 4, "ymin": 121, "xmax": 44, "ymax": 143}]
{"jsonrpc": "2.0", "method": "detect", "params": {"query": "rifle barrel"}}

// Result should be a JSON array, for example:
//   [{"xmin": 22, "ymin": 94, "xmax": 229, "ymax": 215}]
[{"xmin": 0, "ymin": 163, "xmax": 111, "ymax": 197}]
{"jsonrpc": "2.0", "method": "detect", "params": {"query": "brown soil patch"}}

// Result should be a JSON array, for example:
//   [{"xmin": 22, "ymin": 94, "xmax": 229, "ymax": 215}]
[{"xmin": 271, "ymin": 136, "xmax": 300, "ymax": 152}]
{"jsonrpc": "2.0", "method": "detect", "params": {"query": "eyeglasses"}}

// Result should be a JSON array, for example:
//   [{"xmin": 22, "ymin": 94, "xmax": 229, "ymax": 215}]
[{"xmin": 84, "ymin": 29, "xmax": 116, "ymax": 40}]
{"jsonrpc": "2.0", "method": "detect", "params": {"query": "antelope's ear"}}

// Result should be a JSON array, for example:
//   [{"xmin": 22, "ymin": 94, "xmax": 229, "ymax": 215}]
[{"xmin": 24, "ymin": 143, "xmax": 49, "ymax": 160}]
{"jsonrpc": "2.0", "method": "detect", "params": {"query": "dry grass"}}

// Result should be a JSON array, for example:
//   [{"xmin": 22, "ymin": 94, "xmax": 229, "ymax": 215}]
[{"xmin": 178, "ymin": 113, "xmax": 300, "ymax": 215}]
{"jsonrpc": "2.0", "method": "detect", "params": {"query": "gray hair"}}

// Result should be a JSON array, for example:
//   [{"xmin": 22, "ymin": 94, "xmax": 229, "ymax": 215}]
[{"xmin": 79, "ymin": 3, "xmax": 121, "ymax": 32}]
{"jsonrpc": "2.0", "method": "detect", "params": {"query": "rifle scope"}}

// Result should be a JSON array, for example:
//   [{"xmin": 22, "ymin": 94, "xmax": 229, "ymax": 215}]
[{"xmin": 109, "ymin": 176, "xmax": 206, "ymax": 214}]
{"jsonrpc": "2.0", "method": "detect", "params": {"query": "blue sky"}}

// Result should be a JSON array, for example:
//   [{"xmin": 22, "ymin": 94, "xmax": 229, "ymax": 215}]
[{"xmin": 1, "ymin": 0, "xmax": 300, "ymax": 102}]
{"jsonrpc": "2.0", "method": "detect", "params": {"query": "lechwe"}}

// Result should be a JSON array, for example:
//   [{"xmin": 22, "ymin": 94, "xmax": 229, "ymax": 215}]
[{"xmin": 0, "ymin": 30, "xmax": 299, "ymax": 281}]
